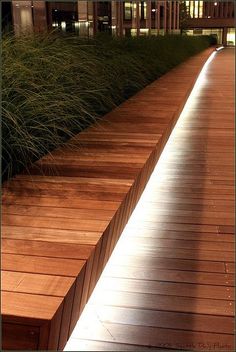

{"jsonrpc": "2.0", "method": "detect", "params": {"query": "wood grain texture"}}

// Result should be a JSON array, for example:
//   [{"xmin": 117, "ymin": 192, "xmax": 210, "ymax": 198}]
[
  {"xmin": 66, "ymin": 48, "xmax": 235, "ymax": 351},
  {"xmin": 3, "ymin": 47, "xmax": 231, "ymax": 351},
  {"xmin": 1, "ymin": 254, "xmax": 86, "ymax": 277}
]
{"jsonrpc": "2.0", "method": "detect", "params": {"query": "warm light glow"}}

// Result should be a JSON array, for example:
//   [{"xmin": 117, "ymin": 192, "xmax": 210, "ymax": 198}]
[
  {"xmin": 199, "ymin": 1, "xmax": 203, "ymax": 18},
  {"xmin": 124, "ymin": 1, "xmax": 132, "ymax": 20},
  {"xmin": 189, "ymin": 0, "xmax": 194, "ymax": 18},
  {"xmin": 64, "ymin": 47, "xmax": 220, "ymax": 351},
  {"xmin": 227, "ymin": 29, "xmax": 235, "ymax": 45},
  {"xmin": 61, "ymin": 21, "xmax": 66, "ymax": 30},
  {"xmin": 194, "ymin": 2, "xmax": 198, "ymax": 18},
  {"xmin": 18, "ymin": 6, "xmax": 33, "ymax": 33},
  {"xmin": 214, "ymin": 2, "xmax": 218, "ymax": 6}
]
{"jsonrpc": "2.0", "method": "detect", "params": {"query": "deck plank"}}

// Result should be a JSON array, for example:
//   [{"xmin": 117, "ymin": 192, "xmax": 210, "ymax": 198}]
[
  {"xmin": 1, "ymin": 254, "xmax": 86, "ymax": 277},
  {"xmin": 2, "ymin": 47, "xmax": 234, "ymax": 351},
  {"xmin": 71, "ymin": 321, "xmax": 234, "ymax": 351},
  {"xmin": 65, "ymin": 48, "xmax": 235, "ymax": 351}
]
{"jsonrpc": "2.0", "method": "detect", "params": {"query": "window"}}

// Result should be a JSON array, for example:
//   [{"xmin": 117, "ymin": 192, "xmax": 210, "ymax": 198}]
[
  {"xmin": 47, "ymin": 1, "xmax": 78, "ymax": 32},
  {"xmin": 140, "ymin": 1, "xmax": 147, "ymax": 20},
  {"xmin": 124, "ymin": 2, "xmax": 132, "ymax": 20},
  {"xmin": 159, "ymin": 5, "xmax": 164, "ymax": 18},
  {"xmin": 189, "ymin": 1, "xmax": 194, "ymax": 18},
  {"xmin": 199, "ymin": 1, "xmax": 203, "ymax": 18}
]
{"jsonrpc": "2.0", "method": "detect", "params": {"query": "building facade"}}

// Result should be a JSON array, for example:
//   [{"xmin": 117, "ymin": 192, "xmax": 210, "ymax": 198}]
[
  {"xmin": 183, "ymin": 1, "xmax": 235, "ymax": 45},
  {"xmin": 2, "ymin": 1, "xmax": 235, "ymax": 45}
]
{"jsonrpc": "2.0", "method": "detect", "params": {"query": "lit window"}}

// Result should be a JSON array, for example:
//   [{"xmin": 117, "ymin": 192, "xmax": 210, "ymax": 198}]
[
  {"xmin": 199, "ymin": 1, "xmax": 203, "ymax": 18},
  {"xmin": 194, "ymin": 2, "xmax": 199, "ymax": 18},
  {"xmin": 140, "ymin": 1, "xmax": 147, "ymax": 20},
  {"xmin": 190, "ymin": 1, "xmax": 194, "ymax": 18},
  {"xmin": 124, "ymin": 2, "xmax": 132, "ymax": 20},
  {"xmin": 133, "ymin": 2, "xmax": 137, "ymax": 20},
  {"xmin": 185, "ymin": 1, "xmax": 190, "ymax": 16}
]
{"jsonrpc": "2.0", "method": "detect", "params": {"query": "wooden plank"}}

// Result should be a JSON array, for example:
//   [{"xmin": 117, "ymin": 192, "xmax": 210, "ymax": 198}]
[
  {"xmin": 4, "ymin": 178, "xmax": 131, "ymax": 194},
  {"xmin": 65, "ymin": 338, "xmax": 172, "ymax": 351},
  {"xmin": 58, "ymin": 283, "xmax": 75, "ymax": 350},
  {"xmin": 127, "ymin": 222, "xmax": 219, "ymax": 233},
  {"xmin": 108, "ymin": 254, "xmax": 226, "ymax": 273},
  {"xmin": 119, "ymin": 236, "xmax": 234, "ymax": 252},
  {"xmin": 3, "ymin": 204, "xmax": 115, "ymax": 221},
  {"xmin": 2, "ymin": 215, "xmax": 109, "ymax": 232},
  {"xmin": 69, "ymin": 266, "xmax": 86, "ymax": 336},
  {"xmin": 127, "ymin": 215, "xmax": 234, "ymax": 226},
  {"xmin": 103, "ymin": 265, "xmax": 234, "ymax": 286},
  {"xmin": 124, "ymin": 228, "xmax": 234, "ymax": 243},
  {"xmin": 14, "ymin": 174, "xmax": 133, "ymax": 186},
  {"xmin": 1, "ymin": 291, "xmax": 63, "ymax": 322},
  {"xmin": 2, "ymin": 226, "xmax": 102, "ymax": 246},
  {"xmin": 88, "ymin": 290, "xmax": 234, "ymax": 316},
  {"xmin": 4, "ymin": 186, "xmax": 127, "ymax": 201},
  {"xmin": 2, "ymin": 195, "xmax": 121, "ymax": 211},
  {"xmin": 25, "ymin": 163, "xmax": 143, "ymax": 179},
  {"xmin": 135, "ymin": 196, "xmax": 233, "ymax": 207},
  {"xmin": 80, "ymin": 305, "xmax": 234, "ymax": 334},
  {"xmin": 47, "ymin": 303, "xmax": 63, "ymax": 350},
  {"xmin": 98, "ymin": 276, "xmax": 233, "ymax": 300},
  {"xmin": 2, "ymin": 271, "xmax": 75, "ymax": 297},
  {"xmin": 1, "ymin": 254, "xmax": 86, "ymax": 277},
  {"xmin": 88, "ymin": 238, "xmax": 104, "ymax": 297},
  {"xmin": 78, "ymin": 248, "xmax": 95, "ymax": 314},
  {"xmin": 71, "ymin": 320, "xmax": 234, "ymax": 351},
  {"xmin": 2, "ymin": 238, "xmax": 94, "ymax": 260},
  {"xmin": 115, "ymin": 245, "xmax": 234, "ymax": 262},
  {"xmin": 130, "ymin": 208, "xmax": 234, "ymax": 220}
]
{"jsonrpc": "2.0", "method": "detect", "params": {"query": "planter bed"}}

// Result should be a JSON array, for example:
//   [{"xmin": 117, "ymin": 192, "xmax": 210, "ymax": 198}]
[{"xmin": 1, "ymin": 47, "xmax": 214, "ymax": 350}]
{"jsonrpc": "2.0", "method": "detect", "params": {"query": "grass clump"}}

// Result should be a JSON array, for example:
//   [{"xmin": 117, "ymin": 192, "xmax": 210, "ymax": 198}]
[{"xmin": 2, "ymin": 33, "xmax": 212, "ymax": 181}]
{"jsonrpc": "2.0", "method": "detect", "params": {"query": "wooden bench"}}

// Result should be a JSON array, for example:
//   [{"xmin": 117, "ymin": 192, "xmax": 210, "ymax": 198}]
[{"xmin": 1, "ymin": 47, "xmax": 214, "ymax": 350}]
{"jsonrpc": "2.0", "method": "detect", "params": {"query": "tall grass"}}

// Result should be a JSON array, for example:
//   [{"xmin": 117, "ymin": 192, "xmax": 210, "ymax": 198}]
[{"xmin": 2, "ymin": 33, "xmax": 213, "ymax": 181}]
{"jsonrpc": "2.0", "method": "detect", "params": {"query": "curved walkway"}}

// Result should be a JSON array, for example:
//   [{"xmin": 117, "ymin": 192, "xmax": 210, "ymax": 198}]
[{"xmin": 65, "ymin": 48, "xmax": 235, "ymax": 351}]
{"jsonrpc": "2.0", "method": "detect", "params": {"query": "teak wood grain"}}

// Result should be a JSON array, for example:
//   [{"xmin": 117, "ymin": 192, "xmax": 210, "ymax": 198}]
[{"xmin": 2, "ymin": 47, "xmax": 233, "ymax": 350}]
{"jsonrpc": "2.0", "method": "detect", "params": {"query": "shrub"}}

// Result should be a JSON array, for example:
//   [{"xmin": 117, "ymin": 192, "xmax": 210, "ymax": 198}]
[{"xmin": 2, "ymin": 33, "xmax": 212, "ymax": 181}]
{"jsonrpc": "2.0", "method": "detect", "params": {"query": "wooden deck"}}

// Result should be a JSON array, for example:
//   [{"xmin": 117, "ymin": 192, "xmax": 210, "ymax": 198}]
[
  {"xmin": 2, "ymin": 47, "xmax": 233, "ymax": 350},
  {"xmin": 65, "ymin": 48, "xmax": 235, "ymax": 351}
]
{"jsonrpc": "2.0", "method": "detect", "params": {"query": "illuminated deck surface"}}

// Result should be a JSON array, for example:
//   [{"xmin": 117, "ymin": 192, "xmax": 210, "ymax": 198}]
[
  {"xmin": 2, "ymin": 48, "xmax": 234, "ymax": 351},
  {"xmin": 65, "ymin": 48, "xmax": 235, "ymax": 351}
]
